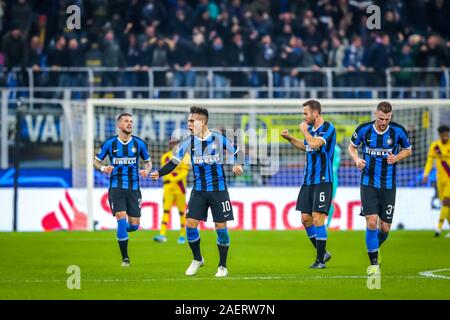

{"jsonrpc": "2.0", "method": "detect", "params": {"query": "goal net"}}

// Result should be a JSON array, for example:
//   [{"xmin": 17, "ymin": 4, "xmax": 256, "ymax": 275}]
[{"xmin": 64, "ymin": 99, "xmax": 449, "ymax": 230}]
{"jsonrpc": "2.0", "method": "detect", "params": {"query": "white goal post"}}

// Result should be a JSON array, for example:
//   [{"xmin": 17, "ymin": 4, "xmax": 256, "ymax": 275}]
[{"xmin": 77, "ymin": 98, "xmax": 450, "ymax": 231}]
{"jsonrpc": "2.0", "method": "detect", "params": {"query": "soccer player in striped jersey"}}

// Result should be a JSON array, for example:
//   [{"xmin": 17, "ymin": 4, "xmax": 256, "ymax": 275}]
[
  {"xmin": 422, "ymin": 125, "xmax": 450, "ymax": 237},
  {"xmin": 94, "ymin": 113, "xmax": 152, "ymax": 267},
  {"xmin": 154, "ymin": 138, "xmax": 190, "ymax": 244},
  {"xmin": 151, "ymin": 106, "xmax": 244, "ymax": 277},
  {"xmin": 281, "ymin": 99, "xmax": 336, "ymax": 269},
  {"xmin": 348, "ymin": 101, "xmax": 412, "ymax": 275}
]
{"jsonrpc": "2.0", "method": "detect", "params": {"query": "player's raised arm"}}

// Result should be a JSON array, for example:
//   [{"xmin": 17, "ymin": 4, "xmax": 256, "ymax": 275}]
[
  {"xmin": 151, "ymin": 137, "xmax": 190, "ymax": 180},
  {"xmin": 281, "ymin": 129, "xmax": 306, "ymax": 151},
  {"xmin": 299, "ymin": 121, "xmax": 326, "ymax": 149}
]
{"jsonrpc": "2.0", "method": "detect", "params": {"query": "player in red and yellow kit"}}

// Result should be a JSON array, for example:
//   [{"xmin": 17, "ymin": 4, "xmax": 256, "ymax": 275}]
[
  {"xmin": 423, "ymin": 125, "xmax": 450, "ymax": 237},
  {"xmin": 154, "ymin": 139, "xmax": 190, "ymax": 243}
]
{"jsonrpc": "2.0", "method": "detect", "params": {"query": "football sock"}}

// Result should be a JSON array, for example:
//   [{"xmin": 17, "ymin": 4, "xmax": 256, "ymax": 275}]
[
  {"xmin": 327, "ymin": 204, "xmax": 334, "ymax": 228},
  {"xmin": 437, "ymin": 206, "xmax": 449, "ymax": 232},
  {"xmin": 187, "ymin": 227, "xmax": 202, "ymax": 261},
  {"xmin": 315, "ymin": 225, "xmax": 327, "ymax": 263},
  {"xmin": 216, "ymin": 228, "xmax": 230, "ymax": 267},
  {"xmin": 160, "ymin": 210, "xmax": 170, "ymax": 236},
  {"xmin": 127, "ymin": 224, "xmax": 139, "ymax": 232},
  {"xmin": 117, "ymin": 218, "xmax": 129, "ymax": 259},
  {"xmin": 377, "ymin": 229, "xmax": 389, "ymax": 246},
  {"xmin": 305, "ymin": 225, "xmax": 317, "ymax": 248},
  {"xmin": 179, "ymin": 211, "xmax": 186, "ymax": 237},
  {"xmin": 366, "ymin": 228, "xmax": 379, "ymax": 265}
]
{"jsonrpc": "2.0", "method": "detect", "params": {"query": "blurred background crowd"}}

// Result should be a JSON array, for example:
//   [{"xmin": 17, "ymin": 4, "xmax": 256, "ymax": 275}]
[{"xmin": 1, "ymin": 0, "xmax": 449, "ymax": 98}]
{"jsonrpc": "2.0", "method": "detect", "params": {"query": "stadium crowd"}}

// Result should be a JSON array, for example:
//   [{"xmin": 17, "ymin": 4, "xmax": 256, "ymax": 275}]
[{"xmin": 1, "ymin": 0, "xmax": 450, "ymax": 97}]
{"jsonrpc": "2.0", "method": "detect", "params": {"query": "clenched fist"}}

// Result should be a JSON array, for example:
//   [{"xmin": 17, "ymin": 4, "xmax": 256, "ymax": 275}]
[
  {"xmin": 150, "ymin": 171, "xmax": 160, "ymax": 180},
  {"xmin": 280, "ymin": 129, "xmax": 290, "ymax": 140},
  {"xmin": 232, "ymin": 165, "xmax": 243, "ymax": 176}
]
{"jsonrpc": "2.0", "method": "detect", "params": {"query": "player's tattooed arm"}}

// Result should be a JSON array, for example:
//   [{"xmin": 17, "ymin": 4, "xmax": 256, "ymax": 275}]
[
  {"xmin": 93, "ymin": 158, "xmax": 114, "ymax": 174},
  {"xmin": 348, "ymin": 143, "xmax": 366, "ymax": 170},
  {"xmin": 281, "ymin": 129, "xmax": 306, "ymax": 151},
  {"xmin": 140, "ymin": 160, "xmax": 152, "ymax": 178}
]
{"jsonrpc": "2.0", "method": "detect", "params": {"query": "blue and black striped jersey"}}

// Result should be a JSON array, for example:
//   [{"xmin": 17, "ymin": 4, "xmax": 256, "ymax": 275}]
[
  {"xmin": 350, "ymin": 121, "xmax": 412, "ymax": 189},
  {"xmin": 173, "ymin": 131, "xmax": 239, "ymax": 191},
  {"xmin": 96, "ymin": 135, "xmax": 151, "ymax": 190},
  {"xmin": 303, "ymin": 121, "xmax": 336, "ymax": 185}
]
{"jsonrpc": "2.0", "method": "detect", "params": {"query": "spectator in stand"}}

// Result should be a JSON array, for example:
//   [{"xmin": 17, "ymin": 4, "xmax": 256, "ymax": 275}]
[
  {"xmin": 122, "ymin": 33, "xmax": 142, "ymax": 91},
  {"xmin": 327, "ymin": 35, "xmax": 346, "ymax": 98},
  {"xmin": 47, "ymin": 34, "xmax": 68, "ymax": 98},
  {"xmin": 415, "ymin": 34, "xmax": 449, "ymax": 97},
  {"xmin": 67, "ymin": 37, "xmax": 87, "ymax": 99},
  {"xmin": 1, "ymin": 0, "xmax": 450, "ymax": 99},
  {"xmin": 191, "ymin": 30, "xmax": 208, "ymax": 98},
  {"xmin": 29, "ymin": 15, "xmax": 51, "ymax": 53},
  {"xmin": 393, "ymin": 43, "xmax": 415, "ymax": 98},
  {"xmin": 365, "ymin": 33, "xmax": 396, "ymax": 98},
  {"xmin": 144, "ymin": 36, "xmax": 171, "ymax": 97},
  {"xmin": 101, "ymin": 30, "xmax": 125, "ymax": 97},
  {"xmin": 208, "ymin": 35, "xmax": 229, "ymax": 98},
  {"xmin": 427, "ymin": 0, "xmax": 450, "ymax": 38},
  {"xmin": 167, "ymin": 0, "xmax": 194, "ymax": 39},
  {"xmin": 2, "ymin": 25, "xmax": 27, "ymax": 71},
  {"xmin": 227, "ymin": 32, "xmax": 250, "ymax": 98},
  {"xmin": 342, "ymin": 35, "xmax": 366, "ymax": 98},
  {"xmin": 300, "ymin": 44, "xmax": 324, "ymax": 97},
  {"xmin": 169, "ymin": 34, "xmax": 195, "ymax": 98},
  {"xmin": 251, "ymin": 34, "xmax": 277, "ymax": 97},
  {"xmin": 27, "ymin": 35, "xmax": 44, "ymax": 91},
  {"xmin": 141, "ymin": 0, "xmax": 167, "ymax": 30},
  {"xmin": 276, "ymin": 35, "xmax": 302, "ymax": 98},
  {"xmin": 9, "ymin": 0, "xmax": 32, "ymax": 37}
]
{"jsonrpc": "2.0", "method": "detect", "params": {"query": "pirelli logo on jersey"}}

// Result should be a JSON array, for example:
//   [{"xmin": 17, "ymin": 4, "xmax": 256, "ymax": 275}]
[
  {"xmin": 364, "ymin": 147, "xmax": 393, "ymax": 157},
  {"xmin": 305, "ymin": 145, "xmax": 320, "ymax": 152},
  {"xmin": 112, "ymin": 157, "xmax": 137, "ymax": 165},
  {"xmin": 193, "ymin": 154, "xmax": 221, "ymax": 164}
]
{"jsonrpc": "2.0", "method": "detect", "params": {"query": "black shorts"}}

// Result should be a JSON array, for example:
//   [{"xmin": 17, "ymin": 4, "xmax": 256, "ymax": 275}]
[
  {"xmin": 360, "ymin": 185, "xmax": 396, "ymax": 224},
  {"xmin": 108, "ymin": 188, "xmax": 142, "ymax": 218},
  {"xmin": 296, "ymin": 183, "xmax": 333, "ymax": 215},
  {"xmin": 187, "ymin": 190, "xmax": 234, "ymax": 223}
]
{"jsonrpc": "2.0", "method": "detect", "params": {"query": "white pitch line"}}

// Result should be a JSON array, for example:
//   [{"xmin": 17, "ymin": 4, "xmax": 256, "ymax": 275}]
[
  {"xmin": 0, "ymin": 275, "xmax": 440, "ymax": 284},
  {"xmin": 418, "ymin": 268, "xmax": 450, "ymax": 279}
]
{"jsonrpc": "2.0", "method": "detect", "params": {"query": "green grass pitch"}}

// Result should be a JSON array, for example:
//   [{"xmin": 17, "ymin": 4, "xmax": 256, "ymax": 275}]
[{"xmin": 0, "ymin": 230, "xmax": 449, "ymax": 299}]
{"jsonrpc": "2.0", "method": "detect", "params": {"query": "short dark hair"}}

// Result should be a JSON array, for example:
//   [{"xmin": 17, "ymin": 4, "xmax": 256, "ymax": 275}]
[
  {"xmin": 438, "ymin": 125, "xmax": 450, "ymax": 134},
  {"xmin": 377, "ymin": 101, "xmax": 392, "ymax": 113},
  {"xmin": 117, "ymin": 113, "xmax": 132, "ymax": 121},
  {"xmin": 190, "ymin": 106, "xmax": 209, "ymax": 122},
  {"xmin": 303, "ymin": 99, "xmax": 322, "ymax": 114}
]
